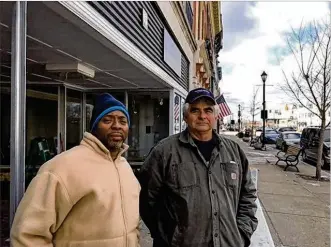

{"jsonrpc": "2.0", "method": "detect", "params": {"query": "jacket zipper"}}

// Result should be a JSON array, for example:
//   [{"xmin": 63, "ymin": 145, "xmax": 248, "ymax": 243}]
[{"xmin": 113, "ymin": 157, "xmax": 128, "ymax": 247}]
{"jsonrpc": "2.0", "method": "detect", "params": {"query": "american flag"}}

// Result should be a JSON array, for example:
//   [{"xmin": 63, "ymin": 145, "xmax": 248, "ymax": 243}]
[{"xmin": 216, "ymin": 94, "xmax": 231, "ymax": 119}]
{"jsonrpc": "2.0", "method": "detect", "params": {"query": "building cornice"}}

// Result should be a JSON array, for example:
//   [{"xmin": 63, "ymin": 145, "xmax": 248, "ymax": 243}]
[
  {"xmin": 171, "ymin": 2, "xmax": 197, "ymax": 53},
  {"xmin": 211, "ymin": 1, "xmax": 221, "ymax": 36},
  {"xmin": 197, "ymin": 40, "xmax": 212, "ymax": 77}
]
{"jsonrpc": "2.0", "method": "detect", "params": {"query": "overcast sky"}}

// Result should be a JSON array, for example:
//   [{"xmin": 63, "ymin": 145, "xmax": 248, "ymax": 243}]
[{"xmin": 218, "ymin": 1, "xmax": 331, "ymax": 121}]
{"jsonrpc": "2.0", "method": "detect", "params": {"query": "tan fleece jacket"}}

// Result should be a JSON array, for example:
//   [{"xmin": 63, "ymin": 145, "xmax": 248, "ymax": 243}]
[{"xmin": 10, "ymin": 132, "xmax": 140, "ymax": 247}]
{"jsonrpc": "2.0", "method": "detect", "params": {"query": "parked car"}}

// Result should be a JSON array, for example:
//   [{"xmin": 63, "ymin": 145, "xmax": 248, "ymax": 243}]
[
  {"xmin": 300, "ymin": 127, "xmax": 330, "ymax": 169},
  {"xmin": 255, "ymin": 128, "xmax": 262, "ymax": 137},
  {"xmin": 263, "ymin": 129, "xmax": 279, "ymax": 144},
  {"xmin": 255, "ymin": 127, "xmax": 273, "ymax": 137},
  {"xmin": 276, "ymin": 127, "xmax": 296, "ymax": 133},
  {"xmin": 275, "ymin": 131, "xmax": 301, "ymax": 151}
]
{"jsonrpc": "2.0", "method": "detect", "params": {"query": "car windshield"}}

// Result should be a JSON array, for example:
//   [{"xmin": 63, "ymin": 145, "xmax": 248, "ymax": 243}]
[
  {"xmin": 284, "ymin": 133, "xmax": 301, "ymax": 139},
  {"xmin": 266, "ymin": 130, "xmax": 277, "ymax": 134},
  {"xmin": 324, "ymin": 129, "xmax": 330, "ymax": 142},
  {"xmin": 282, "ymin": 128, "xmax": 295, "ymax": 131}
]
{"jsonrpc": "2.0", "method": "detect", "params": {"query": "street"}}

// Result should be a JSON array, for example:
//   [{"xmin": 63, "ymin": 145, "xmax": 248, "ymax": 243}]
[
  {"xmin": 222, "ymin": 131, "xmax": 330, "ymax": 176},
  {"xmin": 139, "ymin": 132, "xmax": 330, "ymax": 247}
]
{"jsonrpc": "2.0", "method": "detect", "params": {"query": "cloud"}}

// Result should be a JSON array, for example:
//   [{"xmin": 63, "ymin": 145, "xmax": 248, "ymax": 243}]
[
  {"xmin": 221, "ymin": 1, "xmax": 258, "ymax": 50},
  {"xmin": 218, "ymin": 1, "xmax": 330, "ymax": 119}
]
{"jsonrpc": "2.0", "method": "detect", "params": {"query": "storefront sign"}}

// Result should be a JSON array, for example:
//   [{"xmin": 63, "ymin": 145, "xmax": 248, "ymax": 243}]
[{"xmin": 164, "ymin": 28, "xmax": 182, "ymax": 76}]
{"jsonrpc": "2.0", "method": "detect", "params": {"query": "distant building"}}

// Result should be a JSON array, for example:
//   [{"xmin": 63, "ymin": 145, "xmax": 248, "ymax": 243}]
[{"xmin": 266, "ymin": 102, "xmax": 330, "ymax": 131}]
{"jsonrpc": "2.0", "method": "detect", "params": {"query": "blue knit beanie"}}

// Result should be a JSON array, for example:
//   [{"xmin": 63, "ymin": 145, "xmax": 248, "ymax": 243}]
[{"xmin": 90, "ymin": 93, "xmax": 130, "ymax": 131}]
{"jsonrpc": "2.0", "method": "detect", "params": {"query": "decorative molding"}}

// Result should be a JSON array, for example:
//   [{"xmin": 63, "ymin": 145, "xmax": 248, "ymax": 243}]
[
  {"xmin": 211, "ymin": 1, "xmax": 221, "ymax": 37},
  {"xmin": 198, "ymin": 41, "xmax": 211, "ymax": 77},
  {"xmin": 170, "ymin": 1, "xmax": 197, "ymax": 53}
]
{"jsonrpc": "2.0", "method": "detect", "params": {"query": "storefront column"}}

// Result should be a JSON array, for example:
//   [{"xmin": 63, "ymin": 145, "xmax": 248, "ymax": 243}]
[
  {"xmin": 124, "ymin": 91, "xmax": 128, "ymax": 158},
  {"xmin": 81, "ymin": 92, "xmax": 86, "ymax": 138},
  {"xmin": 57, "ymin": 86, "xmax": 66, "ymax": 153},
  {"xmin": 10, "ymin": 0, "xmax": 27, "ymax": 227}
]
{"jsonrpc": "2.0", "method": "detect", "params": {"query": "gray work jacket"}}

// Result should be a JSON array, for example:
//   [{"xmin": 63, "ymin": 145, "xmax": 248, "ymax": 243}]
[{"xmin": 139, "ymin": 129, "xmax": 258, "ymax": 247}]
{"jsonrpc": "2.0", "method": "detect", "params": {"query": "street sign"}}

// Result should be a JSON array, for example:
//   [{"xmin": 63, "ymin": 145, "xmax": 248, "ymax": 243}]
[{"xmin": 260, "ymin": 110, "xmax": 268, "ymax": 119}]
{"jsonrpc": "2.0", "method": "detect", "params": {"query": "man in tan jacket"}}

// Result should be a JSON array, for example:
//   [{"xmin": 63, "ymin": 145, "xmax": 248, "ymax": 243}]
[{"xmin": 11, "ymin": 93, "xmax": 140, "ymax": 247}]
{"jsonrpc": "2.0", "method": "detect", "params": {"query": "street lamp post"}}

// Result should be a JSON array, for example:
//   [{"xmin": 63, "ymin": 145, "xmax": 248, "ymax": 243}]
[
  {"xmin": 261, "ymin": 71, "xmax": 268, "ymax": 150},
  {"xmin": 238, "ymin": 104, "xmax": 241, "ymax": 131}
]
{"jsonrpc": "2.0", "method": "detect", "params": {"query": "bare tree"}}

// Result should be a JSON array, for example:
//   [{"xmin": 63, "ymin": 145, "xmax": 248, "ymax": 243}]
[
  {"xmin": 250, "ymin": 87, "xmax": 260, "ymax": 140},
  {"xmin": 280, "ymin": 17, "xmax": 331, "ymax": 180}
]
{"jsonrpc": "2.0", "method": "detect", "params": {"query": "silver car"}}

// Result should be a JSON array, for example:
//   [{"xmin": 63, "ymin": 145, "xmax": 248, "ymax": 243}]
[{"xmin": 275, "ymin": 131, "xmax": 301, "ymax": 151}]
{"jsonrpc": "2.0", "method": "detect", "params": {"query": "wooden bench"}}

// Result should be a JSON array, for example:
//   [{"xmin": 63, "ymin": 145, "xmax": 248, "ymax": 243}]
[{"xmin": 275, "ymin": 145, "xmax": 302, "ymax": 172}]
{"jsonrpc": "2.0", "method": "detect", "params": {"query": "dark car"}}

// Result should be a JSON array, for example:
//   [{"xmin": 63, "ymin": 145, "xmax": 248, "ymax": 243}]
[
  {"xmin": 300, "ymin": 127, "xmax": 330, "ymax": 170},
  {"xmin": 263, "ymin": 129, "xmax": 279, "ymax": 144},
  {"xmin": 277, "ymin": 127, "xmax": 296, "ymax": 133},
  {"xmin": 275, "ymin": 131, "xmax": 301, "ymax": 151}
]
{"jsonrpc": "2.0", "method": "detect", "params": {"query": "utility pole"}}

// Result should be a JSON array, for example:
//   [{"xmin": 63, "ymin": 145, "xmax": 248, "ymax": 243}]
[
  {"xmin": 238, "ymin": 104, "xmax": 241, "ymax": 131},
  {"xmin": 252, "ymin": 111, "xmax": 255, "ymax": 141}
]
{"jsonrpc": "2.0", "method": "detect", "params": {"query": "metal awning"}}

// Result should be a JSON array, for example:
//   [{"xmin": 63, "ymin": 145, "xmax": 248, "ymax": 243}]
[{"xmin": 0, "ymin": 1, "xmax": 171, "ymax": 91}]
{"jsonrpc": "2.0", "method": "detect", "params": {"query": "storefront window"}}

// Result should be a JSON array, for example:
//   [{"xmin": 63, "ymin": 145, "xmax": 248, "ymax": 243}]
[
  {"xmin": 25, "ymin": 85, "xmax": 59, "ymax": 186},
  {"xmin": 0, "ymin": 87, "xmax": 11, "ymax": 169},
  {"xmin": 0, "ymin": 85, "xmax": 11, "ymax": 246},
  {"xmin": 66, "ymin": 89, "xmax": 82, "ymax": 150},
  {"xmin": 127, "ymin": 91, "xmax": 169, "ymax": 162}
]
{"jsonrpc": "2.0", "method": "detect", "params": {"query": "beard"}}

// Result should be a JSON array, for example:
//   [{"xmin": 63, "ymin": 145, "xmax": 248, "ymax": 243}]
[
  {"xmin": 102, "ymin": 133, "xmax": 124, "ymax": 152},
  {"xmin": 93, "ymin": 127, "xmax": 126, "ymax": 153},
  {"xmin": 107, "ymin": 140, "xmax": 123, "ymax": 152}
]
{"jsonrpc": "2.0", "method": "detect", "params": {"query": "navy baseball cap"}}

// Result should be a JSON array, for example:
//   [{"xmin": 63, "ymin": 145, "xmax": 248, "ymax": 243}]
[{"xmin": 185, "ymin": 88, "xmax": 216, "ymax": 105}]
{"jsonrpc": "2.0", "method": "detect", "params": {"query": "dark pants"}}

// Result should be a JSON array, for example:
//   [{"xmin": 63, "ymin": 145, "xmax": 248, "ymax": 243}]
[{"xmin": 152, "ymin": 239, "xmax": 214, "ymax": 247}]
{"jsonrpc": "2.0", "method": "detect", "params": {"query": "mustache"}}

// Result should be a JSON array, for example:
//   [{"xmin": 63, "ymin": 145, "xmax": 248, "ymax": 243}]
[{"xmin": 107, "ymin": 132, "xmax": 124, "ymax": 138}]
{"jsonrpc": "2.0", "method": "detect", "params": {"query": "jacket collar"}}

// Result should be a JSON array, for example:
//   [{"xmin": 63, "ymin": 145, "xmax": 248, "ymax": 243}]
[
  {"xmin": 179, "ymin": 128, "xmax": 222, "ymax": 146},
  {"xmin": 80, "ymin": 132, "xmax": 129, "ymax": 160}
]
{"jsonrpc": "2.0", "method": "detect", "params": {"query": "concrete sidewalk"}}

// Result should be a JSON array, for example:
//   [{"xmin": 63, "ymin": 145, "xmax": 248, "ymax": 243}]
[{"xmin": 251, "ymin": 161, "xmax": 330, "ymax": 247}]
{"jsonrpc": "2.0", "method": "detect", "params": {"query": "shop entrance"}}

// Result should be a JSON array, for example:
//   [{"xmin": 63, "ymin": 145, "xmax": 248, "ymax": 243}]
[{"xmin": 0, "ymin": 2, "xmax": 175, "ymax": 244}]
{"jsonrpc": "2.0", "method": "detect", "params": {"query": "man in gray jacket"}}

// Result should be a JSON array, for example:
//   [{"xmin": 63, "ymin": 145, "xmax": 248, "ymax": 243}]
[{"xmin": 139, "ymin": 88, "xmax": 258, "ymax": 247}]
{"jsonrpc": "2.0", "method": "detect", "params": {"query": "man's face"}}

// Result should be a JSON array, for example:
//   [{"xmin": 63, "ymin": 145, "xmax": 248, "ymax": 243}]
[
  {"xmin": 184, "ymin": 98, "xmax": 216, "ymax": 133},
  {"xmin": 94, "ymin": 111, "xmax": 129, "ymax": 152}
]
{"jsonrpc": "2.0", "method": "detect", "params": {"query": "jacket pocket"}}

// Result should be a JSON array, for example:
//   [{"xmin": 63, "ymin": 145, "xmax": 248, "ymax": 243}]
[
  {"xmin": 221, "ymin": 161, "xmax": 239, "ymax": 188},
  {"xmin": 177, "ymin": 162, "xmax": 198, "ymax": 189}
]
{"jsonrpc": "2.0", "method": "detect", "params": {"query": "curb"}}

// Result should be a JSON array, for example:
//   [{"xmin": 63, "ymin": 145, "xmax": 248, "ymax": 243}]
[{"xmin": 249, "ymin": 168, "xmax": 275, "ymax": 247}]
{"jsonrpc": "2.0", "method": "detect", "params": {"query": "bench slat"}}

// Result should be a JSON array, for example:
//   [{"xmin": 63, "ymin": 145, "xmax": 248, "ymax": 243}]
[{"xmin": 286, "ymin": 146, "xmax": 301, "ymax": 156}]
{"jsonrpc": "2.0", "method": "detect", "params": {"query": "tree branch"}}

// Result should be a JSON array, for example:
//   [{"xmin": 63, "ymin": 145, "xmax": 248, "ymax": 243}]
[{"xmin": 281, "ymin": 69, "xmax": 320, "ymax": 118}]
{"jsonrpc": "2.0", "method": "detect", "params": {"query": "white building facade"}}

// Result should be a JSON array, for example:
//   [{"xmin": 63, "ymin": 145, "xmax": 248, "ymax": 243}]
[{"xmin": 266, "ymin": 102, "xmax": 330, "ymax": 131}]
